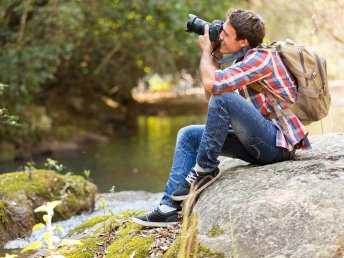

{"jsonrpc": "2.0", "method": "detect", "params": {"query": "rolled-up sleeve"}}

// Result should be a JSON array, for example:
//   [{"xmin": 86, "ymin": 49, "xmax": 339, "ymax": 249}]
[{"xmin": 212, "ymin": 49, "xmax": 273, "ymax": 95}]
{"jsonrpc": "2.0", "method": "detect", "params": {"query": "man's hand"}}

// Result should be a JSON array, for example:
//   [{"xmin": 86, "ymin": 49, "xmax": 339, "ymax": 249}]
[
  {"xmin": 198, "ymin": 24, "xmax": 221, "ymax": 97},
  {"xmin": 198, "ymin": 24, "xmax": 213, "ymax": 54}
]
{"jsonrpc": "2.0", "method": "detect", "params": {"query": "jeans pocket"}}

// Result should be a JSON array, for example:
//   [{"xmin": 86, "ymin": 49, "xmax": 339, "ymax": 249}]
[{"xmin": 246, "ymin": 136, "xmax": 275, "ymax": 163}]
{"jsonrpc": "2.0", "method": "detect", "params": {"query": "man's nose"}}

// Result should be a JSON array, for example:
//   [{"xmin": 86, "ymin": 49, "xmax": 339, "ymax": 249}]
[{"xmin": 219, "ymin": 31, "xmax": 224, "ymax": 40}]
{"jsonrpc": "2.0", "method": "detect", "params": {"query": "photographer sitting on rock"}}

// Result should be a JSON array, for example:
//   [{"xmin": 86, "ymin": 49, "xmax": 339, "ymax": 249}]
[{"xmin": 132, "ymin": 8, "xmax": 310, "ymax": 227}]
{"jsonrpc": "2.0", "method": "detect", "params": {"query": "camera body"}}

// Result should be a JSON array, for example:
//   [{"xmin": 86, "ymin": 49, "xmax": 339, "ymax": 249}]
[{"xmin": 185, "ymin": 14, "xmax": 223, "ymax": 45}]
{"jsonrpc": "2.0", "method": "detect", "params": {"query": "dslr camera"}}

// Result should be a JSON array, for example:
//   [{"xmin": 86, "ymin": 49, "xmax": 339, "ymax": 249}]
[{"xmin": 185, "ymin": 14, "xmax": 223, "ymax": 45}]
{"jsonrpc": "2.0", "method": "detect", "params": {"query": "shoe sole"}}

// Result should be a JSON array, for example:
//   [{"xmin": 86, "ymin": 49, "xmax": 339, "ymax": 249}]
[
  {"xmin": 171, "ymin": 171, "xmax": 222, "ymax": 201},
  {"xmin": 131, "ymin": 217, "xmax": 178, "ymax": 228}
]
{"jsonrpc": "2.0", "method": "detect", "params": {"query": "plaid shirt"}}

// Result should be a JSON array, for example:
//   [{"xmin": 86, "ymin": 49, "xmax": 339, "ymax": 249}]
[{"xmin": 212, "ymin": 48, "xmax": 311, "ymax": 151}]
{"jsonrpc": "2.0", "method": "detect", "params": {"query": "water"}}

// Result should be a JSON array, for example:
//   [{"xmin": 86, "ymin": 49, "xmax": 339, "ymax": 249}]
[{"xmin": 0, "ymin": 115, "xmax": 206, "ymax": 193}]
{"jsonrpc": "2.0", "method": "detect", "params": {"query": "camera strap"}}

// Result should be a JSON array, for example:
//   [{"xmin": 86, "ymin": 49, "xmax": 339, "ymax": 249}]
[{"xmin": 215, "ymin": 47, "xmax": 251, "ymax": 65}]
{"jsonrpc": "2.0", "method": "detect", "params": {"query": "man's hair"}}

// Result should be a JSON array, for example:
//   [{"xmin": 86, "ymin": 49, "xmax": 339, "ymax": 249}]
[{"xmin": 227, "ymin": 9, "xmax": 265, "ymax": 47}]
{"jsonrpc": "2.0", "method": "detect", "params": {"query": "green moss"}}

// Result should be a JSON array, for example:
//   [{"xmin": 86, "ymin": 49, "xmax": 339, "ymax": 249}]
[
  {"xmin": 0, "ymin": 170, "xmax": 74, "ymax": 200},
  {"xmin": 197, "ymin": 245, "xmax": 225, "ymax": 258},
  {"xmin": 164, "ymin": 236, "xmax": 224, "ymax": 258},
  {"xmin": 105, "ymin": 221, "xmax": 154, "ymax": 258},
  {"xmin": 0, "ymin": 170, "xmax": 97, "ymax": 222},
  {"xmin": 59, "ymin": 236, "xmax": 107, "ymax": 258},
  {"xmin": 163, "ymin": 236, "xmax": 181, "ymax": 258},
  {"xmin": 0, "ymin": 200, "xmax": 9, "ymax": 228},
  {"xmin": 208, "ymin": 225, "xmax": 225, "ymax": 238},
  {"xmin": 68, "ymin": 215, "xmax": 110, "ymax": 236}
]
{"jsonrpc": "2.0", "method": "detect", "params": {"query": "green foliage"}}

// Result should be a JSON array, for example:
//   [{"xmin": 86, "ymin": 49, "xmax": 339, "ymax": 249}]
[
  {"xmin": 0, "ymin": 0, "xmax": 238, "ymax": 149},
  {"xmin": 83, "ymin": 169, "xmax": 91, "ymax": 179},
  {"xmin": 0, "ymin": 1, "xmax": 85, "ymax": 106},
  {"xmin": 97, "ymin": 197, "xmax": 107, "ymax": 216},
  {"xmin": 0, "ymin": 0, "xmax": 234, "ymax": 109},
  {"xmin": 0, "ymin": 83, "xmax": 19, "ymax": 127},
  {"xmin": 45, "ymin": 158, "xmax": 65, "ymax": 173}
]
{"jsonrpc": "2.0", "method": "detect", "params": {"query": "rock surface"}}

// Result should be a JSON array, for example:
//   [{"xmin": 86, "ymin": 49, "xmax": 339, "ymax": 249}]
[{"xmin": 194, "ymin": 133, "xmax": 344, "ymax": 258}]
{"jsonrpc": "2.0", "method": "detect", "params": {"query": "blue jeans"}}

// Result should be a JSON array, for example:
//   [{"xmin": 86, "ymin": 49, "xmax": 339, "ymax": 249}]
[{"xmin": 160, "ymin": 92, "xmax": 295, "ymax": 209}]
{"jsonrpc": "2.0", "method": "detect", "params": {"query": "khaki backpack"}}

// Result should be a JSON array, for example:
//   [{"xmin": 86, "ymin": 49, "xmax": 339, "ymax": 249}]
[{"xmin": 250, "ymin": 39, "xmax": 331, "ymax": 125}]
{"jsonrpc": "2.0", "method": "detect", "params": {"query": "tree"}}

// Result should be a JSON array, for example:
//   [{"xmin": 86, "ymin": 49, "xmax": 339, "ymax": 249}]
[{"xmin": 0, "ymin": 0, "xmax": 240, "ymax": 150}]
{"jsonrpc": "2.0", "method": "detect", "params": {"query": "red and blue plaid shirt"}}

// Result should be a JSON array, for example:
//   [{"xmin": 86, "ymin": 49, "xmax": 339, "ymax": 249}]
[{"xmin": 212, "ymin": 48, "xmax": 311, "ymax": 151}]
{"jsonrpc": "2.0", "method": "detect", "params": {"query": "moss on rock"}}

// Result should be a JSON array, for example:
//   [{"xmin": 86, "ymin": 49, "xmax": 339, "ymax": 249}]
[
  {"xmin": 59, "ymin": 210, "xmax": 222, "ymax": 258},
  {"xmin": 0, "ymin": 170, "xmax": 97, "ymax": 247},
  {"xmin": 105, "ymin": 221, "xmax": 154, "ymax": 258},
  {"xmin": 163, "ymin": 236, "xmax": 224, "ymax": 258},
  {"xmin": 0, "ymin": 200, "xmax": 8, "ymax": 228},
  {"xmin": 68, "ymin": 215, "xmax": 110, "ymax": 236},
  {"xmin": 208, "ymin": 225, "xmax": 225, "ymax": 238},
  {"xmin": 58, "ymin": 211, "xmax": 153, "ymax": 258},
  {"xmin": 61, "ymin": 236, "xmax": 107, "ymax": 258}
]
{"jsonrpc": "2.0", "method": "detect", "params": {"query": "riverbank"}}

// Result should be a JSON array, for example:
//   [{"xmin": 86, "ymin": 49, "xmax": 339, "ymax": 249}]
[{"xmin": 2, "ymin": 191, "xmax": 163, "ymax": 257}]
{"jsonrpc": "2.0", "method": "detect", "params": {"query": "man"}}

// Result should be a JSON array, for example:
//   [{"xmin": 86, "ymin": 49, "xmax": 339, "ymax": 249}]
[{"xmin": 132, "ymin": 9, "xmax": 310, "ymax": 227}]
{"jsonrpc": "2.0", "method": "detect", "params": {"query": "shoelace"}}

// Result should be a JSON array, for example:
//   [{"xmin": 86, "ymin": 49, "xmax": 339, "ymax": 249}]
[{"xmin": 186, "ymin": 169, "xmax": 199, "ymax": 185}]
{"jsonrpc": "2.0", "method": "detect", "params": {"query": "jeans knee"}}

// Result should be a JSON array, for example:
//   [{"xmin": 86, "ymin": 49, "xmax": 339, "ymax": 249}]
[
  {"xmin": 177, "ymin": 125, "xmax": 193, "ymax": 143},
  {"xmin": 209, "ymin": 91, "xmax": 240, "ymax": 109},
  {"xmin": 209, "ymin": 94, "xmax": 223, "ymax": 108},
  {"xmin": 176, "ymin": 125, "xmax": 202, "ymax": 150}
]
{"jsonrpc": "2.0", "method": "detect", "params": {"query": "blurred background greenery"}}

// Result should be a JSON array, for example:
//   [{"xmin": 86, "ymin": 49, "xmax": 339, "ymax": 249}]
[{"xmin": 0, "ymin": 0, "xmax": 343, "ymax": 191}]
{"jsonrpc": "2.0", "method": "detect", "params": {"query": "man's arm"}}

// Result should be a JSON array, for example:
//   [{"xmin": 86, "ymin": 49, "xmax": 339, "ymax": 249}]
[{"xmin": 198, "ymin": 25, "xmax": 221, "ymax": 100}]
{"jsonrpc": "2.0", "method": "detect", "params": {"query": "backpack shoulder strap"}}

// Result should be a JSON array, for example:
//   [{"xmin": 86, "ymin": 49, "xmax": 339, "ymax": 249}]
[{"xmin": 249, "ymin": 81, "xmax": 294, "ymax": 132}]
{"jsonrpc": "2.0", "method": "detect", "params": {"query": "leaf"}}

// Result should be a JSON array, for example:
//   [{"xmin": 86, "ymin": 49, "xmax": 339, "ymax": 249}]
[
  {"xmin": 32, "ymin": 223, "xmax": 45, "ymax": 232},
  {"xmin": 48, "ymin": 200, "xmax": 62, "ymax": 210},
  {"xmin": 61, "ymin": 239, "xmax": 83, "ymax": 246},
  {"xmin": 21, "ymin": 241, "xmax": 43, "ymax": 253},
  {"xmin": 44, "ymin": 232, "xmax": 52, "ymax": 247},
  {"xmin": 56, "ymin": 225, "xmax": 65, "ymax": 234},
  {"xmin": 34, "ymin": 204, "xmax": 48, "ymax": 213},
  {"xmin": 43, "ymin": 214, "xmax": 50, "ymax": 224}
]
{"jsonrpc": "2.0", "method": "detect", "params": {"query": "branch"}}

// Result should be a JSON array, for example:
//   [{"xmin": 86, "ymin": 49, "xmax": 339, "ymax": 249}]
[
  {"xmin": 92, "ymin": 44, "xmax": 121, "ymax": 76},
  {"xmin": 16, "ymin": 0, "xmax": 33, "ymax": 51}
]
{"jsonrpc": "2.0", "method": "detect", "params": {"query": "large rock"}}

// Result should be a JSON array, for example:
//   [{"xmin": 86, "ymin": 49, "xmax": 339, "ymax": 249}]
[
  {"xmin": 194, "ymin": 133, "xmax": 344, "ymax": 258},
  {"xmin": 0, "ymin": 170, "xmax": 97, "ymax": 247}
]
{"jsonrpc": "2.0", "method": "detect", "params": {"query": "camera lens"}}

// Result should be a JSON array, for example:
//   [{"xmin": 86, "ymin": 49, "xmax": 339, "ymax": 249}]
[
  {"xmin": 185, "ymin": 14, "xmax": 223, "ymax": 44},
  {"xmin": 185, "ymin": 14, "xmax": 209, "ymax": 36}
]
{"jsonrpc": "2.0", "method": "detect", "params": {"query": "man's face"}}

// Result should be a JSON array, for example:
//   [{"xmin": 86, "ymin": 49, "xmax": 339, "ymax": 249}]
[{"xmin": 218, "ymin": 19, "xmax": 247, "ymax": 54}]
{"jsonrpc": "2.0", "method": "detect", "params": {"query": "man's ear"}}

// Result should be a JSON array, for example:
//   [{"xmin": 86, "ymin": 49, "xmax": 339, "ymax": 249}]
[{"xmin": 239, "ymin": 39, "xmax": 249, "ymax": 48}]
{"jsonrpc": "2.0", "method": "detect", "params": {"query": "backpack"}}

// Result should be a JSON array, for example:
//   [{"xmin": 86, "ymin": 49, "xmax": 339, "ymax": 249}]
[{"xmin": 251, "ymin": 39, "xmax": 331, "ymax": 124}]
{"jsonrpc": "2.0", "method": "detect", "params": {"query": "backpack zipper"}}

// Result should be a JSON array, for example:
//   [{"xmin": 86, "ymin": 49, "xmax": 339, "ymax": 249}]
[{"xmin": 298, "ymin": 46, "xmax": 309, "ymax": 87}]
